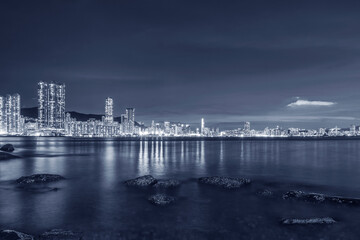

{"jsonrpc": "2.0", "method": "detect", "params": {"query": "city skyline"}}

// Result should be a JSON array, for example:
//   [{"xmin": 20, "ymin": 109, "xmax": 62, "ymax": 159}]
[{"xmin": 1, "ymin": 81, "xmax": 360, "ymax": 137}]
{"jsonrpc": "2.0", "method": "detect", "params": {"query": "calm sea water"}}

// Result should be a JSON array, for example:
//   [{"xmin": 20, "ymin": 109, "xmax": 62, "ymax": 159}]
[{"xmin": 1, "ymin": 137, "xmax": 360, "ymax": 239}]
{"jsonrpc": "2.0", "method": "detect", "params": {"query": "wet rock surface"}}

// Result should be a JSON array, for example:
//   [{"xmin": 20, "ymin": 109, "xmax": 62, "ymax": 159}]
[
  {"xmin": 198, "ymin": 176, "xmax": 251, "ymax": 189},
  {"xmin": 153, "ymin": 179, "xmax": 181, "ymax": 188},
  {"xmin": 16, "ymin": 174, "xmax": 65, "ymax": 185},
  {"xmin": 281, "ymin": 217, "xmax": 336, "ymax": 225},
  {"xmin": 148, "ymin": 194, "xmax": 175, "ymax": 206},
  {"xmin": 258, "ymin": 189, "xmax": 274, "ymax": 197},
  {"xmin": 0, "ymin": 230, "xmax": 34, "ymax": 240},
  {"xmin": 0, "ymin": 144, "xmax": 15, "ymax": 152},
  {"xmin": 38, "ymin": 229, "xmax": 83, "ymax": 240},
  {"xmin": 124, "ymin": 175, "xmax": 158, "ymax": 187},
  {"xmin": 283, "ymin": 190, "xmax": 360, "ymax": 205}
]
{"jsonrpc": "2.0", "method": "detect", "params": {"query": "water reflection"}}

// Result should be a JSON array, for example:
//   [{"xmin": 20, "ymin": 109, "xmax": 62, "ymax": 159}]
[{"xmin": 2, "ymin": 138, "xmax": 360, "ymax": 235}]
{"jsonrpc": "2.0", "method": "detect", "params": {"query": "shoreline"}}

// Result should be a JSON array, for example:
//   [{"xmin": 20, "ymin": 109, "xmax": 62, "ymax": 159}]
[{"xmin": 1, "ymin": 135, "xmax": 360, "ymax": 141}]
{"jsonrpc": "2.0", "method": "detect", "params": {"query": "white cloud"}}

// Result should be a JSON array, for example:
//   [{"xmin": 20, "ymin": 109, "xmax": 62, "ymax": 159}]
[{"xmin": 287, "ymin": 99, "xmax": 336, "ymax": 107}]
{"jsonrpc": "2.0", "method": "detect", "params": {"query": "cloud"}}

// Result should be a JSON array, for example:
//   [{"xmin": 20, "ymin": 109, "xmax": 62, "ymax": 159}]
[{"xmin": 287, "ymin": 99, "xmax": 336, "ymax": 107}]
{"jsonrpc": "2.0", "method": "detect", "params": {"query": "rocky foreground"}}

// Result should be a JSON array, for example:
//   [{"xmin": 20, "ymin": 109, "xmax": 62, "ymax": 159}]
[
  {"xmin": 198, "ymin": 176, "xmax": 251, "ymax": 189},
  {"xmin": 283, "ymin": 190, "xmax": 360, "ymax": 205},
  {"xmin": 281, "ymin": 217, "xmax": 336, "ymax": 225},
  {"xmin": 16, "ymin": 174, "xmax": 65, "ymax": 185},
  {"xmin": 0, "ymin": 144, "xmax": 15, "ymax": 152},
  {"xmin": 0, "ymin": 230, "xmax": 34, "ymax": 240},
  {"xmin": 124, "ymin": 175, "xmax": 158, "ymax": 187},
  {"xmin": 148, "ymin": 194, "xmax": 175, "ymax": 206},
  {"xmin": 0, "ymin": 229, "xmax": 82, "ymax": 240},
  {"xmin": 4, "ymin": 173, "xmax": 360, "ymax": 237}
]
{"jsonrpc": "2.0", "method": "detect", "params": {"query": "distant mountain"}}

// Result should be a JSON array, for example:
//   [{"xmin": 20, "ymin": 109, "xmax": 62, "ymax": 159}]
[
  {"xmin": 21, "ymin": 107, "xmax": 125, "ymax": 123},
  {"xmin": 67, "ymin": 111, "xmax": 103, "ymax": 121}
]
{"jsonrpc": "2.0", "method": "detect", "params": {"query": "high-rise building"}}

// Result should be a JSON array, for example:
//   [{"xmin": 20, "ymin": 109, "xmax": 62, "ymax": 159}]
[
  {"xmin": 38, "ymin": 81, "xmax": 66, "ymax": 129},
  {"xmin": 105, "ymin": 97, "xmax": 113, "ymax": 123},
  {"xmin": 0, "ymin": 94, "xmax": 21, "ymax": 134},
  {"xmin": 201, "ymin": 118, "xmax": 205, "ymax": 135},
  {"xmin": 244, "ymin": 122, "xmax": 250, "ymax": 131},
  {"xmin": 125, "ymin": 108, "xmax": 135, "ymax": 134},
  {"xmin": 0, "ymin": 96, "xmax": 4, "ymax": 133},
  {"xmin": 120, "ymin": 113, "xmax": 127, "ymax": 134}
]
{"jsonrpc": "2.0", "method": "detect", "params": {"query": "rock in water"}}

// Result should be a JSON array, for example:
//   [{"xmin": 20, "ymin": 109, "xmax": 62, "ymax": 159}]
[
  {"xmin": 281, "ymin": 217, "xmax": 336, "ymax": 225},
  {"xmin": 148, "ymin": 194, "xmax": 175, "ymax": 206},
  {"xmin": 124, "ymin": 175, "xmax": 157, "ymax": 187},
  {"xmin": 39, "ymin": 229, "xmax": 82, "ymax": 240},
  {"xmin": 283, "ymin": 190, "xmax": 326, "ymax": 203},
  {"xmin": 0, "ymin": 230, "xmax": 34, "ymax": 240},
  {"xmin": 0, "ymin": 144, "xmax": 15, "ymax": 152},
  {"xmin": 16, "ymin": 174, "xmax": 65, "ymax": 185},
  {"xmin": 198, "ymin": 176, "xmax": 251, "ymax": 189},
  {"xmin": 258, "ymin": 189, "xmax": 274, "ymax": 197},
  {"xmin": 283, "ymin": 190, "xmax": 360, "ymax": 205},
  {"xmin": 153, "ymin": 179, "xmax": 181, "ymax": 188}
]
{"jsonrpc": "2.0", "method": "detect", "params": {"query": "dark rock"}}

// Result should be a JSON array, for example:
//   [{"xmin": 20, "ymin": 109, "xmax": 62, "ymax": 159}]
[
  {"xmin": 258, "ymin": 189, "xmax": 273, "ymax": 197},
  {"xmin": 281, "ymin": 217, "xmax": 336, "ymax": 225},
  {"xmin": 283, "ymin": 190, "xmax": 360, "ymax": 205},
  {"xmin": 16, "ymin": 174, "xmax": 65, "ymax": 185},
  {"xmin": 0, "ymin": 230, "xmax": 34, "ymax": 240},
  {"xmin": 283, "ymin": 190, "xmax": 325, "ymax": 203},
  {"xmin": 39, "ymin": 229, "xmax": 82, "ymax": 240},
  {"xmin": 124, "ymin": 175, "xmax": 157, "ymax": 187},
  {"xmin": 198, "ymin": 176, "xmax": 251, "ymax": 189},
  {"xmin": 153, "ymin": 179, "xmax": 181, "ymax": 188},
  {"xmin": 0, "ymin": 144, "xmax": 15, "ymax": 152},
  {"xmin": 148, "ymin": 194, "xmax": 175, "ymax": 206}
]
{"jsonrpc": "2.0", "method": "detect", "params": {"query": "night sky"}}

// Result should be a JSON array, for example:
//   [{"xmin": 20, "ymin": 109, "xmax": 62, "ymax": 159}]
[{"xmin": 1, "ymin": 0, "xmax": 360, "ymax": 129}]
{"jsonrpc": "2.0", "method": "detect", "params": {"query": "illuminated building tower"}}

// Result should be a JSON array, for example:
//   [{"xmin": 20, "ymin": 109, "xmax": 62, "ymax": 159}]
[
  {"xmin": 350, "ymin": 124, "xmax": 356, "ymax": 136},
  {"xmin": 4, "ymin": 94, "xmax": 20, "ymax": 133},
  {"xmin": 126, "ymin": 108, "xmax": 135, "ymax": 134},
  {"xmin": 105, "ymin": 97, "xmax": 113, "ymax": 123},
  {"xmin": 38, "ymin": 81, "xmax": 66, "ymax": 129},
  {"xmin": 55, "ymin": 83, "xmax": 66, "ymax": 129},
  {"xmin": 0, "ymin": 96, "xmax": 4, "ymax": 132},
  {"xmin": 244, "ymin": 122, "xmax": 250, "ymax": 131},
  {"xmin": 120, "ymin": 113, "xmax": 127, "ymax": 133},
  {"xmin": 201, "ymin": 118, "xmax": 205, "ymax": 135}
]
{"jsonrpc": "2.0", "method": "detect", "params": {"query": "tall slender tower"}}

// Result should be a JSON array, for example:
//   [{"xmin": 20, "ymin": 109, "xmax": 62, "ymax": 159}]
[
  {"xmin": 105, "ymin": 97, "xmax": 113, "ymax": 123},
  {"xmin": 3, "ymin": 94, "xmax": 20, "ymax": 134},
  {"xmin": 126, "ymin": 108, "xmax": 135, "ymax": 134},
  {"xmin": 0, "ymin": 96, "xmax": 4, "ymax": 132},
  {"xmin": 201, "ymin": 118, "xmax": 205, "ymax": 135}
]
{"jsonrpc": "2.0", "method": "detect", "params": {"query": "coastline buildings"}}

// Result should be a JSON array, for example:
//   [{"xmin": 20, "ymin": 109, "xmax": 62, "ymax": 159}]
[
  {"xmin": 4, "ymin": 81, "xmax": 360, "ymax": 138},
  {"xmin": 38, "ymin": 81, "xmax": 66, "ymax": 130}
]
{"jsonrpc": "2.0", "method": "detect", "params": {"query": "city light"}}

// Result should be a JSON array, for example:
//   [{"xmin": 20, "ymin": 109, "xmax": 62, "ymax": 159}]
[{"xmin": 0, "ymin": 82, "xmax": 359, "ymax": 138}]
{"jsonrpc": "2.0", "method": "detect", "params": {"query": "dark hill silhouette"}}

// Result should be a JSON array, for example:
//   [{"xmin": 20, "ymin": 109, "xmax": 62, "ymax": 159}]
[{"xmin": 21, "ymin": 107, "xmax": 123, "ymax": 123}]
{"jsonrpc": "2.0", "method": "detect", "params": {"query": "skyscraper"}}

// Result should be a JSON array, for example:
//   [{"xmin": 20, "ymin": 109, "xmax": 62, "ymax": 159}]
[
  {"xmin": 105, "ymin": 97, "xmax": 113, "ymax": 123},
  {"xmin": 201, "ymin": 118, "xmax": 205, "ymax": 135},
  {"xmin": 0, "ymin": 94, "xmax": 21, "ymax": 134},
  {"xmin": 244, "ymin": 122, "xmax": 250, "ymax": 131},
  {"xmin": 126, "ymin": 108, "xmax": 135, "ymax": 134},
  {"xmin": 38, "ymin": 81, "xmax": 66, "ymax": 129},
  {"xmin": 0, "ymin": 96, "xmax": 4, "ymax": 133}
]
